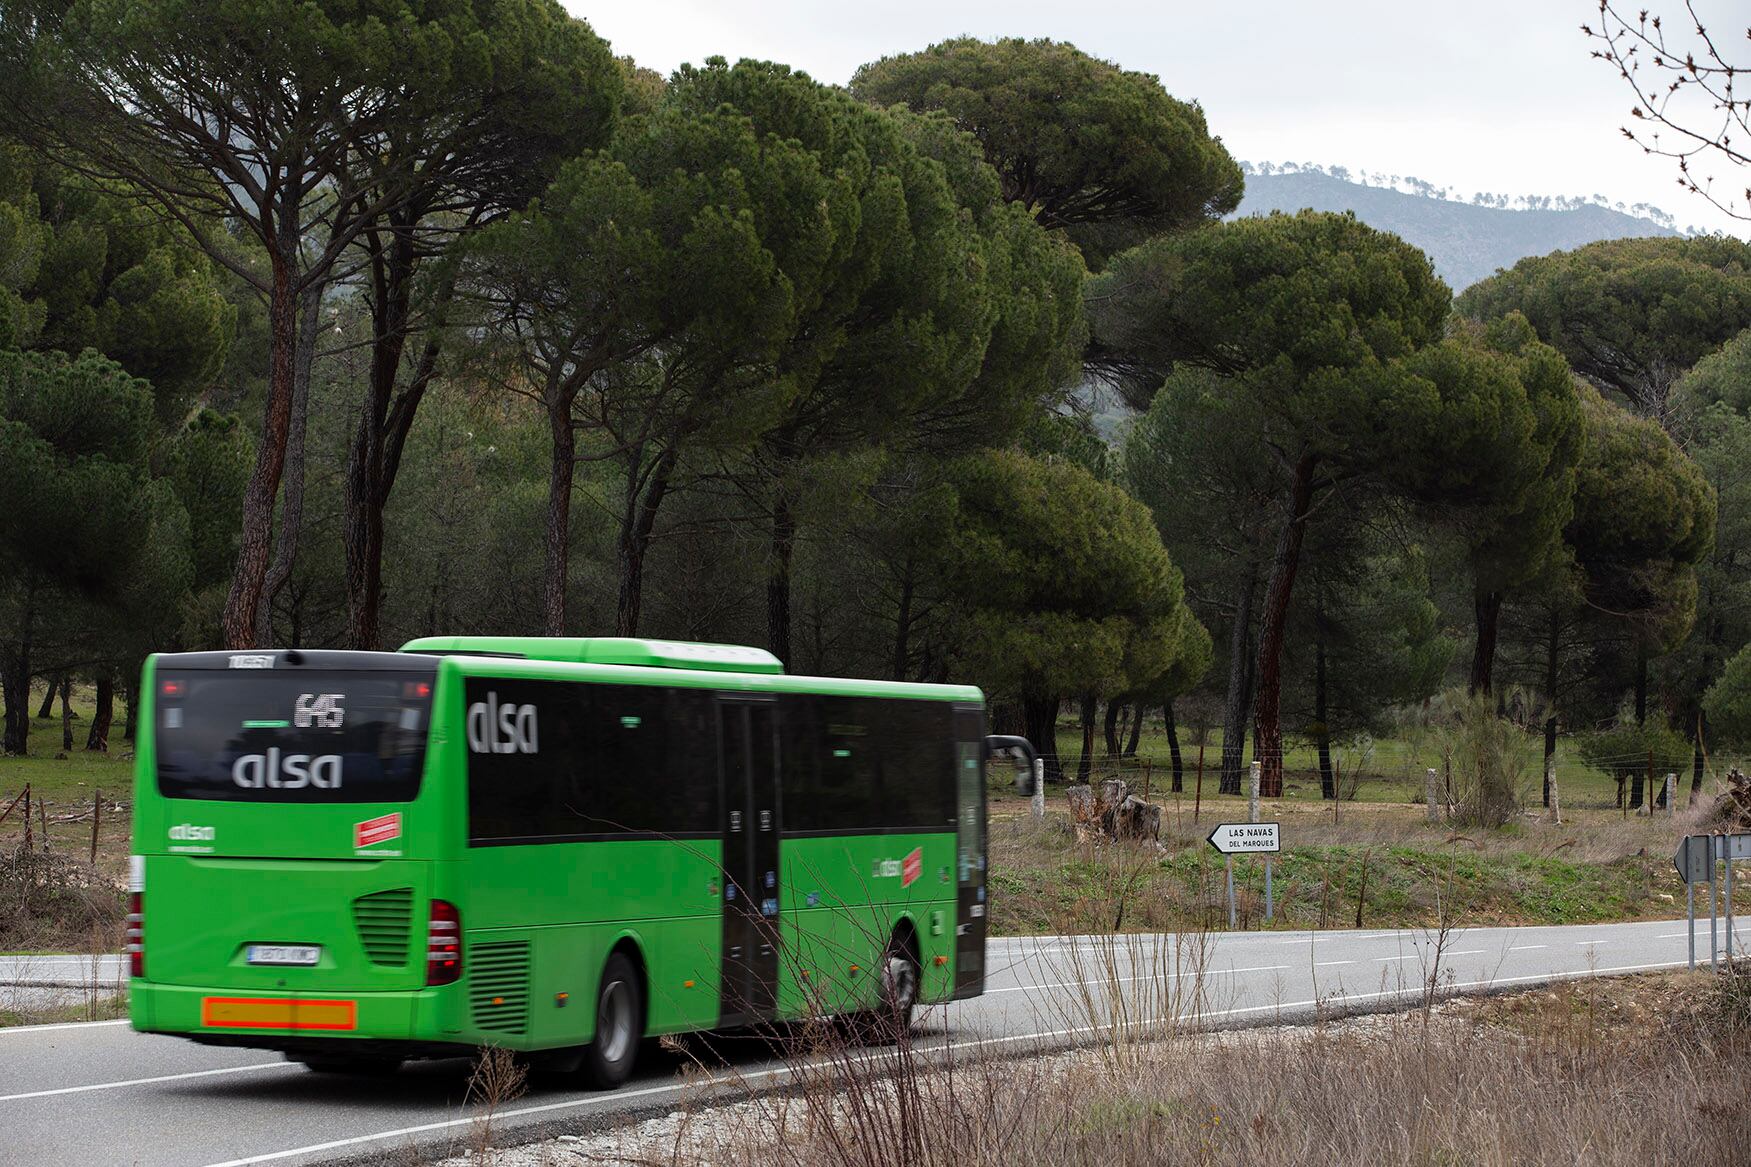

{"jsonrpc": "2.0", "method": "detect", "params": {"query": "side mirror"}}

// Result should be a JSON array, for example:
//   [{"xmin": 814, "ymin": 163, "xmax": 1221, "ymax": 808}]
[{"xmin": 983, "ymin": 735, "xmax": 1038, "ymax": 795}]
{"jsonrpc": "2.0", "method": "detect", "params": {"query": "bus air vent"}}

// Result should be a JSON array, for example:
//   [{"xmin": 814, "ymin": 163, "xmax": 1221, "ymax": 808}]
[
  {"xmin": 470, "ymin": 941, "xmax": 531, "ymax": 1034},
  {"xmin": 352, "ymin": 887, "xmax": 414, "ymax": 966}
]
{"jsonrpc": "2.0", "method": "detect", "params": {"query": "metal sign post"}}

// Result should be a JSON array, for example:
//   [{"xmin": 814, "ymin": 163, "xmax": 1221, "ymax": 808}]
[
  {"xmin": 1210, "ymin": 822, "xmax": 1281, "ymax": 929},
  {"xmin": 1225, "ymin": 856, "xmax": 1236, "ymax": 929}
]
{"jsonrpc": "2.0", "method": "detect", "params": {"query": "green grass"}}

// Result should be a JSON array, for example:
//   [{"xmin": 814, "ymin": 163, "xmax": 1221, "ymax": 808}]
[{"xmin": 1040, "ymin": 716, "xmax": 1678, "ymax": 807}]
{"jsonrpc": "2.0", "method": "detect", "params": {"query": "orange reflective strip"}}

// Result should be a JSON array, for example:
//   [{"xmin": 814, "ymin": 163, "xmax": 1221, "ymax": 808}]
[{"xmin": 200, "ymin": 997, "xmax": 357, "ymax": 1031}]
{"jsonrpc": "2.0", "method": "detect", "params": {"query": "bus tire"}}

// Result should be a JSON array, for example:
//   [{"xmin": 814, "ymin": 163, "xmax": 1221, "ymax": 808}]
[
  {"xmin": 582, "ymin": 951, "xmax": 642, "ymax": 1089},
  {"xmin": 847, "ymin": 931, "xmax": 920, "ymax": 1045}
]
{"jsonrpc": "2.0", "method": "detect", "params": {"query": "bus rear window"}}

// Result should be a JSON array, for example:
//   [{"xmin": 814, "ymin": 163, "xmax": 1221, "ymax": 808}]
[{"xmin": 154, "ymin": 670, "xmax": 434, "ymax": 803}]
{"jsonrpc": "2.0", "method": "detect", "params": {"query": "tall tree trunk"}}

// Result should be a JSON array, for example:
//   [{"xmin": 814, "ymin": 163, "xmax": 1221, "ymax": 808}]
[
  {"xmin": 1166, "ymin": 701, "xmax": 1183, "ymax": 793},
  {"xmin": 1316, "ymin": 625, "xmax": 1334, "ymax": 801},
  {"xmin": 122, "ymin": 674, "xmax": 138, "ymax": 743},
  {"xmin": 1103, "ymin": 700, "xmax": 1123, "ymax": 757},
  {"xmin": 766, "ymin": 491, "xmax": 797, "ymax": 666},
  {"xmin": 222, "ymin": 247, "xmax": 300, "ymax": 649},
  {"xmin": 891, "ymin": 564, "xmax": 915, "ymax": 682},
  {"xmin": 1220, "ymin": 562, "xmax": 1260, "ymax": 796},
  {"xmin": 1124, "ymin": 704, "xmax": 1143, "ymax": 757},
  {"xmin": 37, "ymin": 676, "xmax": 58, "ymax": 721},
  {"xmin": 257, "ymin": 282, "xmax": 323, "ymax": 647},
  {"xmin": 2, "ymin": 581, "xmax": 37, "ymax": 754},
  {"xmin": 86, "ymin": 671, "xmax": 113, "ymax": 752},
  {"xmin": 1469, "ymin": 587, "xmax": 1502, "ymax": 696},
  {"xmin": 1077, "ymin": 693, "xmax": 1096, "ymax": 782},
  {"xmin": 1023, "ymin": 693, "xmax": 1062, "ymax": 783},
  {"xmin": 1693, "ymin": 710, "xmax": 1708, "ymax": 805},
  {"xmin": 614, "ymin": 446, "xmax": 680, "ymax": 637},
  {"xmin": 543, "ymin": 398, "xmax": 576, "ymax": 637},
  {"xmin": 1542, "ymin": 608, "xmax": 1560, "ymax": 806},
  {"xmin": 1253, "ymin": 454, "xmax": 1318, "ymax": 799},
  {"xmin": 60, "ymin": 674, "xmax": 72, "ymax": 753},
  {"xmin": 1630, "ymin": 644, "xmax": 1648, "ymax": 809}
]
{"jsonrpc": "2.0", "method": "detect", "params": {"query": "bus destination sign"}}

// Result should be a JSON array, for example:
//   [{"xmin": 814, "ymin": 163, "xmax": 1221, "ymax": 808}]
[{"xmin": 1207, "ymin": 822, "xmax": 1281, "ymax": 854}]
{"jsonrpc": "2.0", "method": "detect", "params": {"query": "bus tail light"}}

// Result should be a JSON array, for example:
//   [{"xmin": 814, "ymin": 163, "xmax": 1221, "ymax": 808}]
[
  {"xmin": 426, "ymin": 899, "xmax": 461, "ymax": 986},
  {"xmin": 126, "ymin": 892, "xmax": 144, "ymax": 978}
]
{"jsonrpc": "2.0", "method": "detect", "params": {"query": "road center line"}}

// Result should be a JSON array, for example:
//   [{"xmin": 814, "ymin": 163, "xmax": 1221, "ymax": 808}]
[
  {"xmin": 0, "ymin": 1061, "xmax": 294, "ymax": 1103},
  {"xmin": 1314, "ymin": 960, "xmax": 1354, "ymax": 967},
  {"xmin": 1508, "ymin": 945, "xmax": 1548, "ymax": 951}
]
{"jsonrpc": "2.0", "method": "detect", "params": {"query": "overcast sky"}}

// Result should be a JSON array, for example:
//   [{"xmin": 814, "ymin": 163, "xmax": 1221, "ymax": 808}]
[{"xmin": 568, "ymin": 0, "xmax": 1749, "ymax": 236}]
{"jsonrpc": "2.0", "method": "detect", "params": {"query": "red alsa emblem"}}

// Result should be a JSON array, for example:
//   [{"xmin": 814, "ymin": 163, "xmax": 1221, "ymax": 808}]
[
  {"xmin": 901, "ymin": 847, "xmax": 923, "ymax": 888},
  {"xmin": 354, "ymin": 813, "xmax": 401, "ymax": 848}
]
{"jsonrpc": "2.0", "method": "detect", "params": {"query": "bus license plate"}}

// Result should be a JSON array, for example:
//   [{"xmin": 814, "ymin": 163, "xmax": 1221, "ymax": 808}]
[{"xmin": 246, "ymin": 945, "xmax": 321, "ymax": 967}]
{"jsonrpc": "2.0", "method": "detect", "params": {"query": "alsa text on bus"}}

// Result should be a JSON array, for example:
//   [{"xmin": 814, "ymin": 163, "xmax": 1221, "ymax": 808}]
[
  {"xmin": 232, "ymin": 749, "xmax": 342, "ymax": 789},
  {"xmin": 467, "ymin": 692, "xmax": 539, "ymax": 754}
]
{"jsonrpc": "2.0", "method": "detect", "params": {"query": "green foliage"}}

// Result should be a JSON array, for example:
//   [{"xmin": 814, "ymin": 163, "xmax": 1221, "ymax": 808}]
[
  {"xmin": 1441, "ymin": 315, "xmax": 1585, "ymax": 598},
  {"xmin": 943, "ymin": 448, "xmax": 1194, "ymax": 700},
  {"xmin": 851, "ymin": 37, "xmax": 1243, "ymax": 264},
  {"xmin": 1567, "ymin": 384, "xmax": 1715, "ymax": 648},
  {"xmin": 1088, "ymin": 209, "xmax": 1451, "ymax": 414},
  {"xmin": 1456, "ymin": 235, "xmax": 1751, "ymax": 416},
  {"xmin": 0, "ymin": 141, "xmax": 231, "ymax": 419},
  {"xmin": 1704, "ymin": 645, "xmax": 1751, "ymax": 743},
  {"xmin": 1575, "ymin": 708, "xmax": 1692, "ymax": 777}
]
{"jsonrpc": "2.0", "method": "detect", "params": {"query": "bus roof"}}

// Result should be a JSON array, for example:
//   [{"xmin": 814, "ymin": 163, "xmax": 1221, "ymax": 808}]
[{"xmin": 399, "ymin": 636, "xmax": 784, "ymax": 674}]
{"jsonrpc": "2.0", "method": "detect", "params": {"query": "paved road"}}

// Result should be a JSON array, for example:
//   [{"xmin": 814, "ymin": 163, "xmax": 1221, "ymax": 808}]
[
  {"xmin": 0, "ymin": 918, "xmax": 1728, "ymax": 1167},
  {"xmin": 0, "ymin": 953, "xmax": 126, "ymax": 1013}
]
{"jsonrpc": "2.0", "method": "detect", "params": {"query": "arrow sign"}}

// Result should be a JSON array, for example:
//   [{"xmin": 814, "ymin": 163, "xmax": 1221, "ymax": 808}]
[
  {"xmin": 1675, "ymin": 836, "xmax": 1712, "ymax": 885},
  {"xmin": 1208, "ymin": 822, "xmax": 1280, "ymax": 854}
]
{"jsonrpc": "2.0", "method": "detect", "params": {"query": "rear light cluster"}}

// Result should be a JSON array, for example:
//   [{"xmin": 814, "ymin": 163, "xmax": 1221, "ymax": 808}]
[
  {"xmin": 426, "ymin": 899, "xmax": 461, "ymax": 985},
  {"xmin": 126, "ymin": 892, "xmax": 144, "ymax": 978}
]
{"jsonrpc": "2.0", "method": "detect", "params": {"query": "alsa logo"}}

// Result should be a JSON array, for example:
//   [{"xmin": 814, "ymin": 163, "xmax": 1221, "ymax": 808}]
[
  {"xmin": 873, "ymin": 847, "xmax": 925, "ymax": 888},
  {"xmin": 232, "ymin": 748, "xmax": 343, "ymax": 789},
  {"xmin": 168, "ymin": 823, "xmax": 215, "ymax": 842},
  {"xmin": 467, "ymin": 692, "xmax": 539, "ymax": 754}
]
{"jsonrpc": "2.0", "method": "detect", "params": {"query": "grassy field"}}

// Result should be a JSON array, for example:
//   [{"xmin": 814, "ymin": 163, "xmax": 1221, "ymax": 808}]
[{"xmin": 985, "ymin": 777, "xmax": 1700, "ymax": 934}]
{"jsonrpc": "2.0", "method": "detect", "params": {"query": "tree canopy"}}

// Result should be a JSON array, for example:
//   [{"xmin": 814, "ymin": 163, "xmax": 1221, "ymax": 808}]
[
  {"xmin": 851, "ymin": 37, "xmax": 1242, "ymax": 265},
  {"xmin": 1455, "ymin": 236, "xmax": 1751, "ymax": 423}
]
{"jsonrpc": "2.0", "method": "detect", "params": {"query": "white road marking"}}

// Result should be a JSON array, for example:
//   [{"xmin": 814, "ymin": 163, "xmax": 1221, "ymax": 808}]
[
  {"xmin": 0, "ymin": 1061, "xmax": 293, "ymax": 1102},
  {"xmin": 1314, "ymin": 960, "xmax": 1354, "ymax": 967},
  {"xmin": 1440, "ymin": 950, "xmax": 1484, "ymax": 957},
  {"xmin": 0, "ymin": 1018, "xmax": 128, "ymax": 1036},
  {"xmin": 195, "ymin": 957, "xmax": 1693, "ymax": 1167},
  {"xmin": 1508, "ymin": 945, "xmax": 1548, "ymax": 952}
]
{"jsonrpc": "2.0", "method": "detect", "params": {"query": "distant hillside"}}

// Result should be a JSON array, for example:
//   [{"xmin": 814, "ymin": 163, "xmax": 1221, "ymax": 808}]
[{"xmin": 1233, "ymin": 167, "xmax": 1680, "ymax": 292}]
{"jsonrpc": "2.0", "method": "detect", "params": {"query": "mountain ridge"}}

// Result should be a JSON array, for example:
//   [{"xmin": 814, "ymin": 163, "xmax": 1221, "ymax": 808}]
[{"xmin": 1233, "ymin": 166, "xmax": 1680, "ymax": 292}]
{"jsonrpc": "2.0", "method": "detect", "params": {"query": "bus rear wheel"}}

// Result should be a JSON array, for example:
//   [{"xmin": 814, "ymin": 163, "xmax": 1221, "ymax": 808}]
[{"xmin": 581, "ymin": 951, "xmax": 643, "ymax": 1089}]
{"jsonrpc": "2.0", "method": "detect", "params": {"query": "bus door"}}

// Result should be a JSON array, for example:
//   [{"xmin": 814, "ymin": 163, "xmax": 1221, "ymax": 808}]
[
  {"xmin": 953, "ymin": 708, "xmax": 991, "ymax": 997},
  {"xmin": 717, "ymin": 698, "xmax": 780, "ymax": 1026}
]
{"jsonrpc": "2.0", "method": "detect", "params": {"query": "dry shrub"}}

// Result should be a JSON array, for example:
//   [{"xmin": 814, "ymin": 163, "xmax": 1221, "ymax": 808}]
[
  {"xmin": 0, "ymin": 845, "xmax": 125, "ymax": 951},
  {"xmin": 647, "ymin": 970, "xmax": 1749, "ymax": 1167}
]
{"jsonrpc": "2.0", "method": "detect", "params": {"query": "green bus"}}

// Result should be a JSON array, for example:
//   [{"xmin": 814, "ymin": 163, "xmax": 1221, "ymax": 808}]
[{"xmin": 128, "ymin": 637, "xmax": 1026, "ymax": 1086}]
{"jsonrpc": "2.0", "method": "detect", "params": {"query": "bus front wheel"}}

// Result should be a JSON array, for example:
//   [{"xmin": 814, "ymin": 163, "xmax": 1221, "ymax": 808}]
[{"xmin": 582, "ymin": 951, "xmax": 643, "ymax": 1089}]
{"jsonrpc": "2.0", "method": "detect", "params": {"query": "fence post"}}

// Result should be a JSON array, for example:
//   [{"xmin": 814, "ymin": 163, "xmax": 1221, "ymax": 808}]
[
  {"xmin": 21, "ymin": 783, "xmax": 31, "ymax": 852},
  {"xmin": 1031, "ymin": 759, "xmax": 1045, "ymax": 821},
  {"xmin": 90, "ymin": 790, "xmax": 101, "ymax": 866},
  {"xmin": 1666, "ymin": 774, "xmax": 1676, "ymax": 819},
  {"xmin": 1550, "ymin": 770, "xmax": 1562, "ymax": 825},
  {"xmin": 1248, "ymin": 760, "xmax": 1261, "ymax": 824},
  {"xmin": 1425, "ymin": 767, "xmax": 1440, "ymax": 824}
]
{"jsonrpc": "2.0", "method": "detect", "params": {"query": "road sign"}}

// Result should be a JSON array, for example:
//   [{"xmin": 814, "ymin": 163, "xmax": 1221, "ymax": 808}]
[
  {"xmin": 1208, "ymin": 822, "xmax": 1280, "ymax": 854},
  {"xmin": 1675, "ymin": 836, "xmax": 1711, "ymax": 885}
]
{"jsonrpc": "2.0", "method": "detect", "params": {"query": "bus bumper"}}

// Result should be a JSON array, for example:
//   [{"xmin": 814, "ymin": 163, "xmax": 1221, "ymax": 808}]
[{"xmin": 129, "ymin": 980, "xmax": 463, "ymax": 1052}]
